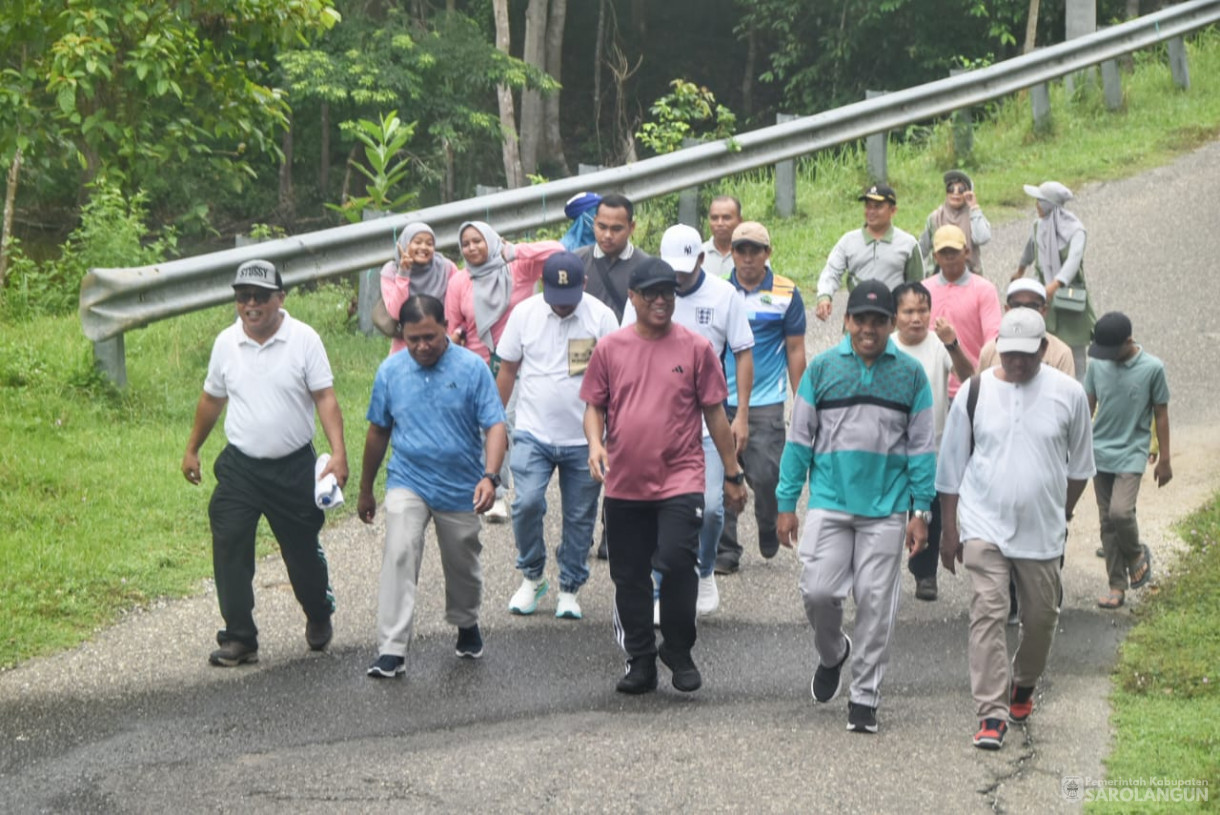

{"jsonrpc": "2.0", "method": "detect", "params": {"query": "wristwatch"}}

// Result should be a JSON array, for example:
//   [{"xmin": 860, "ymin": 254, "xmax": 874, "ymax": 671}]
[
  {"xmin": 944, "ymin": 339, "xmax": 960, "ymax": 351},
  {"xmin": 912, "ymin": 509, "xmax": 933, "ymax": 524},
  {"xmin": 725, "ymin": 471, "xmax": 746, "ymax": 485},
  {"xmin": 482, "ymin": 472, "xmax": 502, "ymax": 488}
]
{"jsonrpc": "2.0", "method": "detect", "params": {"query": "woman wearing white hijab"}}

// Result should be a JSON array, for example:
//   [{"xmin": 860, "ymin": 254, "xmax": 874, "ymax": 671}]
[
  {"xmin": 445, "ymin": 221, "xmax": 563, "ymax": 520},
  {"xmin": 1012, "ymin": 181, "xmax": 1095, "ymax": 381},
  {"xmin": 373, "ymin": 222, "xmax": 458, "ymax": 356}
]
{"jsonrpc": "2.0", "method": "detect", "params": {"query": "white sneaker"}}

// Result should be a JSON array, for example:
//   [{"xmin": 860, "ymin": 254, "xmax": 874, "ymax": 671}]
[
  {"xmin": 555, "ymin": 591, "xmax": 582, "ymax": 620},
  {"xmin": 509, "ymin": 576, "xmax": 548, "ymax": 615},
  {"xmin": 653, "ymin": 599, "xmax": 661, "ymax": 628},
  {"xmin": 485, "ymin": 497, "xmax": 509, "ymax": 523},
  {"xmin": 696, "ymin": 574, "xmax": 720, "ymax": 616}
]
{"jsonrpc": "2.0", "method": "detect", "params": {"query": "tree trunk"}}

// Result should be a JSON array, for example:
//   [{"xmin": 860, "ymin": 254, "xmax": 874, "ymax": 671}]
[
  {"xmin": 319, "ymin": 101, "xmax": 330, "ymax": 203},
  {"xmin": 442, "ymin": 137, "xmax": 456, "ymax": 203},
  {"xmin": 279, "ymin": 115, "xmax": 295, "ymax": 226},
  {"xmin": 1024, "ymin": 0, "xmax": 1041, "ymax": 54},
  {"xmin": 593, "ymin": 0, "xmax": 605, "ymax": 156},
  {"xmin": 519, "ymin": 0, "xmax": 549, "ymax": 177},
  {"xmin": 542, "ymin": 0, "xmax": 570, "ymax": 176},
  {"xmin": 0, "ymin": 146, "xmax": 21, "ymax": 289},
  {"xmin": 741, "ymin": 25, "xmax": 757, "ymax": 116},
  {"xmin": 493, "ymin": 0, "xmax": 525, "ymax": 188}
]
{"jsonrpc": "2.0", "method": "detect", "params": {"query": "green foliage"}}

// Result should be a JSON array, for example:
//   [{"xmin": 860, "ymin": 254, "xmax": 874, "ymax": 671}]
[
  {"xmin": 2, "ymin": 180, "xmax": 177, "ymax": 319},
  {"xmin": 1095, "ymin": 493, "xmax": 1220, "ymax": 812},
  {"xmin": 326, "ymin": 110, "xmax": 418, "ymax": 222},
  {"xmin": 636, "ymin": 80, "xmax": 738, "ymax": 156}
]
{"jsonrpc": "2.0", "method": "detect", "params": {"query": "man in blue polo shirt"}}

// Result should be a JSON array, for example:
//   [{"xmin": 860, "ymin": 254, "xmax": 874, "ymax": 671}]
[
  {"xmin": 357, "ymin": 294, "xmax": 507, "ymax": 678},
  {"xmin": 715, "ymin": 221, "xmax": 807, "ymax": 575}
]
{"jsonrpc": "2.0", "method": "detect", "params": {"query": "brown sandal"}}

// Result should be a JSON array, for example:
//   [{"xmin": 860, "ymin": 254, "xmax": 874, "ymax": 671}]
[
  {"xmin": 1097, "ymin": 591, "xmax": 1125, "ymax": 610},
  {"xmin": 1129, "ymin": 544, "xmax": 1153, "ymax": 589}
]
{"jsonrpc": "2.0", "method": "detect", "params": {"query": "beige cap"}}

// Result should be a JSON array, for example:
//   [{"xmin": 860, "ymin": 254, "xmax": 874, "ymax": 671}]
[
  {"xmin": 932, "ymin": 224, "xmax": 967, "ymax": 253},
  {"xmin": 731, "ymin": 221, "xmax": 771, "ymax": 248}
]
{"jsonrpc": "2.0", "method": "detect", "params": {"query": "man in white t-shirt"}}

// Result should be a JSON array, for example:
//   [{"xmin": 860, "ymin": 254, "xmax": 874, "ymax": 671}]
[
  {"xmin": 182, "ymin": 259, "xmax": 349, "ymax": 668},
  {"xmin": 936, "ymin": 309, "xmax": 1094, "ymax": 751},
  {"xmin": 891, "ymin": 281, "xmax": 974, "ymax": 602},
  {"xmin": 496, "ymin": 252, "xmax": 619, "ymax": 621},
  {"xmin": 624, "ymin": 225, "xmax": 754, "ymax": 616}
]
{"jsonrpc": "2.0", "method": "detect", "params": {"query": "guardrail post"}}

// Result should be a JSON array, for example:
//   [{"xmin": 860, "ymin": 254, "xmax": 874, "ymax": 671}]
[
  {"xmin": 1168, "ymin": 36, "xmax": 1191, "ymax": 89},
  {"xmin": 1065, "ymin": 0, "xmax": 1097, "ymax": 98},
  {"xmin": 774, "ymin": 113, "xmax": 797, "ymax": 218},
  {"xmin": 865, "ymin": 90, "xmax": 889, "ymax": 184},
  {"xmin": 358, "ymin": 209, "xmax": 391, "ymax": 336},
  {"xmin": 678, "ymin": 138, "xmax": 700, "ymax": 228},
  {"xmin": 1031, "ymin": 83, "xmax": 1053, "ymax": 134},
  {"xmin": 1101, "ymin": 58, "xmax": 1124, "ymax": 110},
  {"xmin": 93, "ymin": 336, "xmax": 127, "ymax": 388},
  {"xmin": 949, "ymin": 69, "xmax": 973, "ymax": 161}
]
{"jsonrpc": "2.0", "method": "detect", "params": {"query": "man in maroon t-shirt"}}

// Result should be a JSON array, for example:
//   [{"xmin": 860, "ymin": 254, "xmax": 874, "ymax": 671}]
[{"xmin": 581, "ymin": 258, "xmax": 747, "ymax": 695}]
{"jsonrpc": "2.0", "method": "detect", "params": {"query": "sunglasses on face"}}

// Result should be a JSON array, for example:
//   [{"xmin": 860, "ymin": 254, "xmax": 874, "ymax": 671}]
[
  {"xmin": 234, "ymin": 289, "xmax": 275, "ymax": 304},
  {"xmin": 946, "ymin": 183, "xmax": 968, "ymax": 193},
  {"xmin": 639, "ymin": 287, "xmax": 676, "ymax": 302}
]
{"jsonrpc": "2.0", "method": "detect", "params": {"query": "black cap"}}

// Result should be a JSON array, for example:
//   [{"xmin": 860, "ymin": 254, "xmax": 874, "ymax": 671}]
[
  {"xmin": 846, "ymin": 279, "xmax": 895, "ymax": 317},
  {"xmin": 858, "ymin": 184, "xmax": 897, "ymax": 204},
  {"xmin": 541, "ymin": 251, "xmax": 586, "ymax": 307},
  {"xmin": 1088, "ymin": 312, "xmax": 1133, "ymax": 360},
  {"xmin": 629, "ymin": 258, "xmax": 678, "ymax": 291}
]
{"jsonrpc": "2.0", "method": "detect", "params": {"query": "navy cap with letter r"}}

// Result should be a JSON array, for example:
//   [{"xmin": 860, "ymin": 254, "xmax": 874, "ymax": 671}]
[{"xmin": 541, "ymin": 251, "xmax": 587, "ymax": 307}]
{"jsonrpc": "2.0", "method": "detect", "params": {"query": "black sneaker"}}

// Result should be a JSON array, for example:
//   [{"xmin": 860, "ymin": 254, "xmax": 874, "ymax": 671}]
[
  {"xmin": 846, "ymin": 702, "xmax": 879, "ymax": 734},
  {"xmin": 366, "ymin": 654, "xmax": 406, "ymax": 678},
  {"xmin": 615, "ymin": 656, "xmax": 658, "ymax": 694},
  {"xmin": 455, "ymin": 625, "xmax": 484, "ymax": 659},
  {"xmin": 658, "ymin": 643, "xmax": 702, "ymax": 692},
  {"xmin": 305, "ymin": 616, "xmax": 333, "ymax": 651},
  {"xmin": 209, "ymin": 640, "xmax": 258, "ymax": 667},
  {"xmin": 811, "ymin": 633, "xmax": 852, "ymax": 703}
]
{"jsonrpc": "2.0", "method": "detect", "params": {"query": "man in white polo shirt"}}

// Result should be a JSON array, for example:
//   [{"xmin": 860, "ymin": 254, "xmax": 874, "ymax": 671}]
[
  {"xmin": 936, "ymin": 309, "xmax": 1094, "ymax": 750},
  {"xmin": 182, "ymin": 259, "xmax": 349, "ymax": 667},
  {"xmin": 495, "ymin": 252, "xmax": 619, "ymax": 621},
  {"xmin": 624, "ymin": 224, "xmax": 754, "ymax": 615}
]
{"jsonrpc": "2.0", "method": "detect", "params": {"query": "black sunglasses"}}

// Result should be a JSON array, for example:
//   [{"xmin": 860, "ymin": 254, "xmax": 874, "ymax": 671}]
[{"xmin": 234, "ymin": 289, "xmax": 276, "ymax": 304}]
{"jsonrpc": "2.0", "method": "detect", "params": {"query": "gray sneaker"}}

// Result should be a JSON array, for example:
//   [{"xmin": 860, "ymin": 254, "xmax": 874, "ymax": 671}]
[{"xmin": 209, "ymin": 640, "xmax": 258, "ymax": 667}]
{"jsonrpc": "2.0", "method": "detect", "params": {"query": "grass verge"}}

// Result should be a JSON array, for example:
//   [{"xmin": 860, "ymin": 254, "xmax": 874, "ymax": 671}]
[
  {"xmin": 1089, "ymin": 495, "xmax": 1220, "ymax": 812},
  {"xmin": 3, "ymin": 29, "xmax": 1220, "ymax": 669}
]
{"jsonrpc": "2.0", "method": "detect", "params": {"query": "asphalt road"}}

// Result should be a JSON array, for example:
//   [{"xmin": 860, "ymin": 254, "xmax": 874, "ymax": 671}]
[{"xmin": 3, "ymin": 141, "xmax": 1220, "ymax": 814}]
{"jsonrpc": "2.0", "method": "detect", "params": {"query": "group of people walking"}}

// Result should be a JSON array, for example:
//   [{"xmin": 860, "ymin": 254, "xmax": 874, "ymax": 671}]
[{"xmin": 180, "ymin": 174, "xmax": 1171, "ymax": 751}]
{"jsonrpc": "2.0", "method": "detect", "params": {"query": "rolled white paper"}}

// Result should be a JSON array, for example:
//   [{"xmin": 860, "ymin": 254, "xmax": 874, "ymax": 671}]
[{"xmin": 314, "ymin": 453, "xmax": 344, "ymax": 510}]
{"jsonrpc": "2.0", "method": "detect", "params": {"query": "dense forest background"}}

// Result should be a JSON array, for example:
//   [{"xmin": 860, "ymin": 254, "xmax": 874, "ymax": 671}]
[{"xmin": 0, "ymin": 0, "xmax": 1158, "ymax": 272}]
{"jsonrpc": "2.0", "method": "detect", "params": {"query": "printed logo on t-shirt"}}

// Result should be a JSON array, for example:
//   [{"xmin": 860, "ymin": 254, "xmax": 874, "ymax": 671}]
[
  {"xmin": 696, "ymin": 306, "xmax": 714, "ymax": 326},
  {"xmin": 567, "ymin": 337, "xmax": 597, "ymax": 377},
  {"xmin": 672, "ymin": 365, "xmax": 685, "ymax": 374}
]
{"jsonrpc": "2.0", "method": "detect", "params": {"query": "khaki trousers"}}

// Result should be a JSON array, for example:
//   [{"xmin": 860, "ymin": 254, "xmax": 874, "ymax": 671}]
[
  {"xmin": 963, "ymin": 539, "xmax": 1061, "ymax": 720},
  {"xmin": 1094, "ymin": 472, "xmax": 1143, "ymax": 591},
  {"xmin": 376, "ymin": 488, "xmax": 483, "ymax": 657}
]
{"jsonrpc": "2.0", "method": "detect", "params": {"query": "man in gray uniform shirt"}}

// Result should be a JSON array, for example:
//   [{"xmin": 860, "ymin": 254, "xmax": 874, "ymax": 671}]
[{"xmin": 815, "ymin": 184, "xmax": 924, "ymax": 321}]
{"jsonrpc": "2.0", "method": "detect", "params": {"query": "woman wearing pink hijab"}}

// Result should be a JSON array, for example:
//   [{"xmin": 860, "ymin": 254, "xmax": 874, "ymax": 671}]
[{"xmin": 373, "ymin": 222, "xmax": 458, "ymax": 355}]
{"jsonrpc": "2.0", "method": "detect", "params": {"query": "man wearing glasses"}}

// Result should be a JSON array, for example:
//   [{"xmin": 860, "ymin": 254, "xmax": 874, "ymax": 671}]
[
  {"xmin": 975, "ymin": 279, "xmax": 1075, "ymax": 377},
  {"xmin": 918, "ymin": 169, "xmax": 992, "ymax": 274},
  {"xmin": 182, "ymin": 259, "xmax": 348, "ymax": 667},
  {"xmin": 581, "ymin": 259, "xmax": 747, "ymax": 695}
]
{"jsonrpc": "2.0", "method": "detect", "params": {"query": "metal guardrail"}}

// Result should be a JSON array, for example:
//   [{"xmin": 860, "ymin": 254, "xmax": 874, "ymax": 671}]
[{"xmin": 80, "ymin": 0, "xmax": 1220, "ymax": 349}]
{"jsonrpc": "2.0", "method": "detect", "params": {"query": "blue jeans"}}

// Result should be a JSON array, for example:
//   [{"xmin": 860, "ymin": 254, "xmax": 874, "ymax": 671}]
[
  {"xmin": 509, "ymin": 430, "xmax": 601, "ymax": 593},
  {"xmin": 654, "ymin": 435, "xmax": 724, "ymax": 593}
]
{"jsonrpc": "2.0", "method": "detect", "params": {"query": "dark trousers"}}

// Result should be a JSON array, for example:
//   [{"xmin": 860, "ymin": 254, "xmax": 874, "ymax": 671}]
[
  {"xmin": 718, "ymin": 403, "xmax": 785, "ymax": 566},
  {"xmin": 209, "ymin": 444, "xmax": 334, "ymax": 648},
  {"xmin": 907, "ymin": 494, "xmax": 943, "ymax": 580},
  {"xmin": 604, "ymin": 494, "xmax": 703, "ymax": 660}
]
